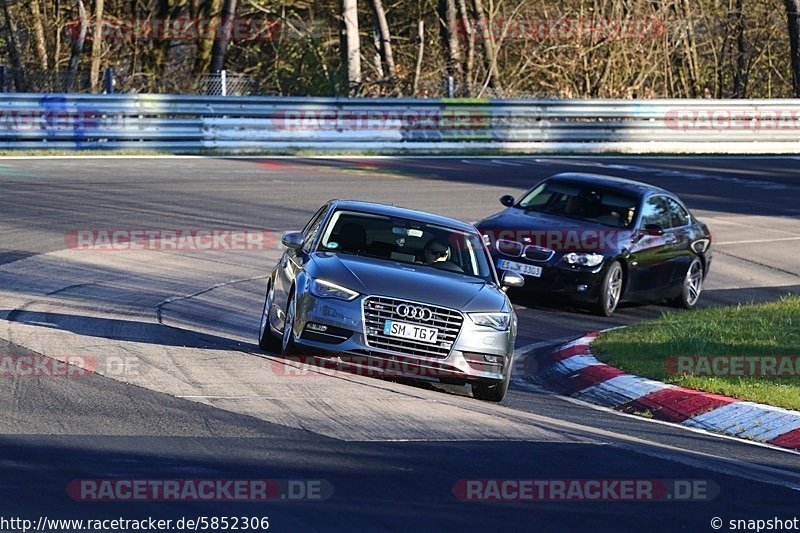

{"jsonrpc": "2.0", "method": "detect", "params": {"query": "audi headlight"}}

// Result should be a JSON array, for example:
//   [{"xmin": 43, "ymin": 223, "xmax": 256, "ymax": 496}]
[
  {"xmin": 309, "ymin": 279, "xmax": 359, "ymax": 301},
  {"xmin": 563, "ymin": 252, "xmax": 604, "ymax": 267},
  {"xmin": 468, "ymin": 312, "xmax": 511, "ymax": 331}
]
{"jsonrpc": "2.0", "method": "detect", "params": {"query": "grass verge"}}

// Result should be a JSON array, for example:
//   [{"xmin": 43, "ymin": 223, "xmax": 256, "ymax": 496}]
[{"xmin": 592, "ymin": 295, "xmax": 800, "ymax": 411}]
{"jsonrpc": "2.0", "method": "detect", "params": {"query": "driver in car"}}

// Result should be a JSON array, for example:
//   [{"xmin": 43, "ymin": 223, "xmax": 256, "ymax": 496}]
[{"xmin": 422, "ymin": 238, "xmax": 450, "ymax": 265}]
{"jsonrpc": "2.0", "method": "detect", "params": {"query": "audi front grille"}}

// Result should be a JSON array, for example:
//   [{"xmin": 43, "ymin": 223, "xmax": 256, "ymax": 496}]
[{"xmin": 362, "ymin": 296, "xmax": 463, "ymax": 359}]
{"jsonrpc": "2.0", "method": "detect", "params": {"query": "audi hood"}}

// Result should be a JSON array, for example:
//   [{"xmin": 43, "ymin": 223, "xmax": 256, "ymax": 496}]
[{"xmin": 307, "ymin": 252, "xmax": 509, "ymax": 312}]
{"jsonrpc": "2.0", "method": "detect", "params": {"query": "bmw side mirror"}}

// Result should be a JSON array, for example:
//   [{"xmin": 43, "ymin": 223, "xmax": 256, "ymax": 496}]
[
  {"xmin": 500, "ymin": 195, "xmax": 515, "ymax": 207},
  {"xmin": 643, "ymin": 224, "xmax": 664, "ymax": 236},
  {"xmin": 501, "ymin": 270, "xmax": 525, "ymax": 288},
  {"xmin": 281, "ymin": 231, "xmax": 304, "ymax": 250}
]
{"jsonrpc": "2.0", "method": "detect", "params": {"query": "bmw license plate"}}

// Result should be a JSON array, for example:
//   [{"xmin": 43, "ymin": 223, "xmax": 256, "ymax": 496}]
[
  {"xmin": 383, "ymin": 320, "xmax": 439, "ymax": 344},
  {"xmin": 498, "ymin": 259, "xmax": 542, "ymax": 277}
]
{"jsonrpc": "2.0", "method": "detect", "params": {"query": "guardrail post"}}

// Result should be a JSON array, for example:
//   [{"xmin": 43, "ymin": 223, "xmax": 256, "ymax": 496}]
[
  {"xmin": 103, "ymin": 68, "xmax": 115, "ymax": 94},
  {"xmin": 220, "ymin": 69, "xmax": 227, "ymax": 97},
  {"xmin": 446, "ymin": 75, "xmax": 454, "ymax": 98}
]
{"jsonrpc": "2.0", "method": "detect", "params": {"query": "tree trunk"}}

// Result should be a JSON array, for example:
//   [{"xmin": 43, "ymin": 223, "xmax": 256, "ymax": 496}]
[
  {"xmin": 193, "ymin": 0, "xmax": 221, "ymax": 75},
  {"xmin": 370, "ymin": 0, "xmax": 396, "ymax": 82},
  {"xmin": 413, "ymin": 19, "xmax": 424, "ymax": 95},
  {"xmin": 786, "ymin": 0, "xmax": 800, "ymax": 96},
  {"xmin": 209, "ymin": 0, "xmax": 237, "ymax": 73},
  {"xmin": 438, "ymin": 0, "xmax": 462, "ymax": 89},
  {"xmin": 65, "ymin": 0, "xmax": 88, "ymax": 92},
  {"xmin": 732, "ymin": 0, "xmax": 747, "ymax": 97},
  {"xmin": 371, "ymin": 20, "xmax": 385, "ymax": 81},
  {"xmin": 457, "ymin": 0, "xmax": 474, "ymax": 95},
  {"xmin": 31, "ymin": 0, "xmax": 49, "ymax": 70},
  {"xmin": 471, "ymin": 0, "xmax": 501, "ymax": 91},
  {"xmin": 340, "ymin": 0, "xmax": 361, "ymax": 95},
  {"xmin": 1, "ymin": 0, "xmax": 25, "ymax": 90},
  {"xmin": 89, "ymin": 0, "xmax": 104, "ymax": 92}
]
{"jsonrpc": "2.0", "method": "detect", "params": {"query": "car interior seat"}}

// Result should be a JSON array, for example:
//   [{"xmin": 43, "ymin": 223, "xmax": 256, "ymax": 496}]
[{"xmin": 336, "ymin": 222, "xmax": 367, "ymax": 254}]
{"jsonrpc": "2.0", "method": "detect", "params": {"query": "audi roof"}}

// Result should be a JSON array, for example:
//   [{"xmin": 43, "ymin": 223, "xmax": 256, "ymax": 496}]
[{"xmin": 328, "ymin": 200, "xmax": 478, "ymax": 233}]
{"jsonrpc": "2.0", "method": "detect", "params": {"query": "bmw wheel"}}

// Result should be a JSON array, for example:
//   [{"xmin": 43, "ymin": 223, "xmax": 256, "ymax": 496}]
[
  {"xmin": 593, "ymin": 261, "xmax": 623, "ymax": 317},
  {"xmin": 672, "ymin": 257, "xmax": 704, "ymax": 310}
]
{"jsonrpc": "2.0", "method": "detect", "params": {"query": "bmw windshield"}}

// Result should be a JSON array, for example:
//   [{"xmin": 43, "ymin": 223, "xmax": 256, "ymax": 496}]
[
  {"xmin": 518, "ymin": 180, "xmax": 639, "ymax": 229},
  {"xmin": 316, "ymin": 210, "xmax": 494, "ymax": 282}
]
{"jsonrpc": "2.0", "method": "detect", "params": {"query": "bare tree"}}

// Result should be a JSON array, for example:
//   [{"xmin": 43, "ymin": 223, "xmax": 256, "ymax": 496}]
[
  {"xmin": 1, "ymin": 0, "xmax": 25, "ymax": 90},
  {"xmin": 193, "ymin": 0, "xmax": 221, "ymax": 75},
  {"xmin": 340, "ymin": 0, "xmax": 361, "ymax": 95},
  {"xmin": 413, "ymin": 20, "xmax": 424, "ymax": 95},
  {"xmin": 370, "ymin": 0, "xmax": 396, "ymax": 84},
  {"xmin": 439, "ymin": 0, "xmax": 462, "ymax": 89},
  {"xmin": 89, "ymin": 0, "xmax": 104, "ymax": 91},
  {"xmin": 65, "ymin": 0, "xmax": 88, "ymax": 92},
  {"xmin": 457, "ymin": 0, "xmax": 474, "ymax": 94},
  {"xmin": 732, "ymin": 0, "xmax": 747, "ymax": 97},
  {"xmin": 210, "ymin": 0, "xmax": 237, "ymax": 73},
  {"xmin": 786, "ymin": 0, "xmax": 800, "ymax": 96},
  {"xmin": 471, "ymin": 0, "xmax": 501, "ymax": 91},
  {"xmin": 30, "ymin": 0, "xmax": 49, "ymax": 70}
]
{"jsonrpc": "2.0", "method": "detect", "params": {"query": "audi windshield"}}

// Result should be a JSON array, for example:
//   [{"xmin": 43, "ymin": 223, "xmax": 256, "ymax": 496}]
[{"xmin": 315, "ymin": 210, "xmax": 494, "ymax": 282}]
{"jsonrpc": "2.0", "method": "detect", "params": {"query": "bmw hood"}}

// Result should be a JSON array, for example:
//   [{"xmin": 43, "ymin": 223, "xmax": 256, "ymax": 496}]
[
  {"xmin": 308, "ymin": 253, "xmax": 507, "ymax": 311},
  {"xmin": 477, "ymin": 208, "xmax": 632, "ymax": 253}
]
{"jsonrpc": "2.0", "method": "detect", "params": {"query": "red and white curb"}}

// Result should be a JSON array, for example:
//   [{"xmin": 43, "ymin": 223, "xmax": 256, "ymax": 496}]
[{"xmin": 531, "ymin": 332, "xmax": 800, "ymax": 451}]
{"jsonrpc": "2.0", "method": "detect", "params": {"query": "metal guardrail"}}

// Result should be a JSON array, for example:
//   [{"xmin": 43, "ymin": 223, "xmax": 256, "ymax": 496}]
[{"xmin": 1, "ymin": 93, "xmax": 799, "ymax": 153}]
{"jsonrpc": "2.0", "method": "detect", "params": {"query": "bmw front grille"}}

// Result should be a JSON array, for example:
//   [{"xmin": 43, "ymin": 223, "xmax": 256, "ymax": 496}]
[{"xmin": 362, "ymin": 296, "xmax": 463, "ymax": 359}]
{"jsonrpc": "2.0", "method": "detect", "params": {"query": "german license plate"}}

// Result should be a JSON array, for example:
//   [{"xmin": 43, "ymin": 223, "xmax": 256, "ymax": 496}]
[
  {"xmin": 383, "ymin": 320, "xmax": 439, "ymax": 344},
  {"xmin": 498, "ymin": 259, "xmax": 542, "ymax": 277}
]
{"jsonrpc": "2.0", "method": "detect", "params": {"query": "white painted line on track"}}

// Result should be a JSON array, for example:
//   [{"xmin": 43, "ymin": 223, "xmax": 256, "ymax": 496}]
[
  {"xmin": 491, "ymin": 159, "xmax": 523, "ymax": 166},
  {"xmin": 716, "ymin": 236, "xmax": 800, "ymax": 246}
]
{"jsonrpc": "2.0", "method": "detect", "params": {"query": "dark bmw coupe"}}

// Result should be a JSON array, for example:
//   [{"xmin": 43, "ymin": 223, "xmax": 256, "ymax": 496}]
[{"xmin": 476, "ymin": 173, "xmax": 712, "ymax": 316}]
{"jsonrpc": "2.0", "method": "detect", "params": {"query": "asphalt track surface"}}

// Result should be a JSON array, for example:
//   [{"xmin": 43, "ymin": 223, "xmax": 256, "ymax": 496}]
[{"xmin": 1, "ymin": 156, "xmax": 799, "ymax": 532}]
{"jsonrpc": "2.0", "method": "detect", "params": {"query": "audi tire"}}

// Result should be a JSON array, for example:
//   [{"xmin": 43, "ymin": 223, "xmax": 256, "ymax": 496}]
[
  {"xmin": 471, "ymin": 359, "xmax": 511, "ymax": 402},
  {"xmin": 258, "ymin": 281, "xmax": 281, "ymax": 352}
]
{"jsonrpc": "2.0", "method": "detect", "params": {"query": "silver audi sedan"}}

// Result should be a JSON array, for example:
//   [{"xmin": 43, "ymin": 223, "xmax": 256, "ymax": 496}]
[{"xmin": 257, "ymin": 200, "xmax": 524, "ymax": 402}]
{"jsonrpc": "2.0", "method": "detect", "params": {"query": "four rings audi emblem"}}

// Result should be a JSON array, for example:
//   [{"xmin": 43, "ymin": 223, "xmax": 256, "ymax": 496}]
[{"xmin": 396, "ymin": 304, "xmax": 433, "ymax": 321}]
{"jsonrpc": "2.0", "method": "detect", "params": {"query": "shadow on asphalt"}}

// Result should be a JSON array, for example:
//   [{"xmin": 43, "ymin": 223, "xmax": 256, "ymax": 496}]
[{"xmin": 0, "ymin": 310, "xmax": 255, "ymax": 352}]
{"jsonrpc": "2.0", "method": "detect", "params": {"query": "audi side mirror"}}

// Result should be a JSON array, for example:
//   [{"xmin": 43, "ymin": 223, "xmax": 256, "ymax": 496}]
[
  {"xmin": 281, "ymin": 231, "xmax": 304, "ymax": 250},
  {"xmin": 500, "ymin": 195, "xmax": 515, "ymax": 207},
  {"xmin": 501, "ymin": 270, "xmax": 525, "ymax": 288}
]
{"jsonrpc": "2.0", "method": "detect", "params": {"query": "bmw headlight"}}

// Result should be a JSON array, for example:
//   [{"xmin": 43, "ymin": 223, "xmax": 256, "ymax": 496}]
[
  {"xmin": 468, "ymin": 312, "xmax": 511, "ymax": 331},
  {"xmin": 309, "ymin": 279, "xmax": 359, "ymax": 301},
  {"xmin": 563, "ymin": 252, "xmax": 604, "ymax": 267}
]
